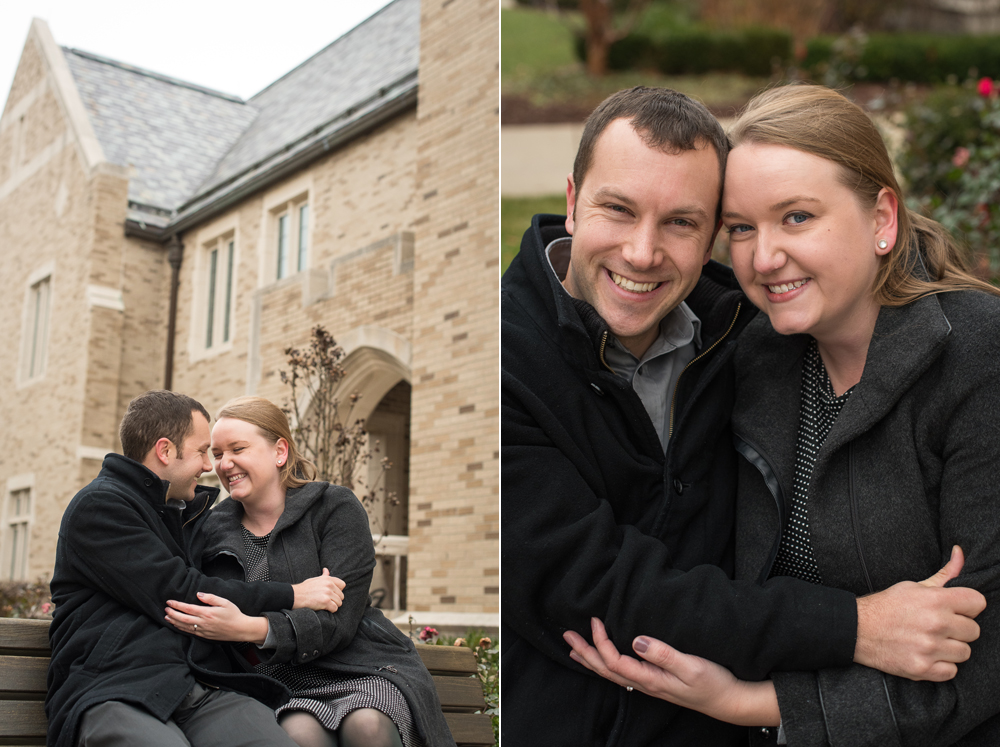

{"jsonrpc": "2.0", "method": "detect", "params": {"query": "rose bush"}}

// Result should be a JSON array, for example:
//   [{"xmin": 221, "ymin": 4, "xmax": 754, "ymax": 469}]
[{"xmin": 900, "ymin": 77, "xmax": 1000, "ymax": 279}]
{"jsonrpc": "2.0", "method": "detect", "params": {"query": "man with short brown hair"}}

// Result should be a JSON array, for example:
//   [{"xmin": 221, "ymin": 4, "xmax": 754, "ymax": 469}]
[
  {"xmin": 47, "ymin": 390, "xmax": 344, "ymax": 747},
  {"xmin": 501, "ymin": 87, "xmax": 982, "ymax": 745}
]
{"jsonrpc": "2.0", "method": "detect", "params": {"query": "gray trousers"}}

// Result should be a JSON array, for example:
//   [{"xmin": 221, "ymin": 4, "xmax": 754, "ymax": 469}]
[{"xmin": 77, "ymin": 683, "xmax": 298, "ymax": 747}]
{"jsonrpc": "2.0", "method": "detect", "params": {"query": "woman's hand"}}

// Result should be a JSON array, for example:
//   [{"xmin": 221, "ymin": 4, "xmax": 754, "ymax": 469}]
[
  {"xmin": 165, "ymin": 592, "xmax": 269, "ymax": 645},
  {"xmin": 563, "ymin": 618, "xmax": 780, "ymax": 727},
  {"xmin": 291, "ymin": 568, "xmax": 346, "ymax": 612}
]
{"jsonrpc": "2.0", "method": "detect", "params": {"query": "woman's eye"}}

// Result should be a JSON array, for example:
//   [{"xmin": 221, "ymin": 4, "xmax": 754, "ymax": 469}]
[
  {"xmin": 726, "ymin": 224, "xmax": 752, "ymax": 235},
  {"xmin": 233, "ymin": 447, "xmax": 245, "ymax": 453},
  {"xmin": 786, "ymin": 212, "xmax": 810, "ymax": 225}
]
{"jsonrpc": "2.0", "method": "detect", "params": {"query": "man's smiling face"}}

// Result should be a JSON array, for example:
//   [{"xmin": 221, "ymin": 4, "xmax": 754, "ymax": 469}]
[{"xmin": 563, "ymin": 118, "xmax": 721, "ymax": 358}]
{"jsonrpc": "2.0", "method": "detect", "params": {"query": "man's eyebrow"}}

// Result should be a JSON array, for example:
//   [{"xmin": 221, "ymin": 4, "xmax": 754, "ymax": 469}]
[
  {"xmin": 590, "ymin": 188, "xmax": 709, "ymax": 218},
  {"xmin": 590, "ymin": 187, "xmax": 635, "ymax": 206},
  {"xmin": 723, "ymin": 196, "xmax": 820, "ymax": 220}
]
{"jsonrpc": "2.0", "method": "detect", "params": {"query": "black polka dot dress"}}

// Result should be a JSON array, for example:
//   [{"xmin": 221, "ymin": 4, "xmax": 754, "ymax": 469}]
[
  {"xmin": 239, "ymin": 527, "xmax": 421, "ymax": 746},
  {"xmin": 769, "ymin": 341, "xmax": 854, "ymax": 584}
]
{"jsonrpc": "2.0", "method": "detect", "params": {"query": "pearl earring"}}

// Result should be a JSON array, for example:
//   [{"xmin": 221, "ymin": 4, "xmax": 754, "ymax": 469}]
[{"xmin": 877, "ymin": 239, "xmax": 888, "ymax": 249}]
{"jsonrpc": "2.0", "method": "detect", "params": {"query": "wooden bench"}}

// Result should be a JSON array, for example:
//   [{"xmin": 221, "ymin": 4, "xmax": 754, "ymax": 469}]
[{"xmin": 0, "ymin": 618, "xmax": 494, "ymax": 747}]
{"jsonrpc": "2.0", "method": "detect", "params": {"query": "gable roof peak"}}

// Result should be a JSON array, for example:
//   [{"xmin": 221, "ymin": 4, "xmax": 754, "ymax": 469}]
[{"xmin": 62, "ymin": 47, "xmax": 244, "ymax": 104}]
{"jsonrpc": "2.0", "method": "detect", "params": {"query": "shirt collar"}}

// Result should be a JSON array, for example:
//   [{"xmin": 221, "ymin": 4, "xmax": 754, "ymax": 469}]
[{"xmin": 545, "ymin": 236, "xmax": 703, "ymax": 360}]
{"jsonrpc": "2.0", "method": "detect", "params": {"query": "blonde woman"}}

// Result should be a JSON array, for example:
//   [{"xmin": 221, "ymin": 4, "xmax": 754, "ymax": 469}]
[
  {"xmin": 567, "ymin": 84, "xmax": 1000, "ymax": 745},
  {"xmin": 165, "ymin": 396, "xmax": 454, "ymax": 747}
]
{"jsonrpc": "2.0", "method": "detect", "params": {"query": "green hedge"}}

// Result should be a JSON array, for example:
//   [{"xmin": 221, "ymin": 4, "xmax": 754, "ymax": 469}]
[
  {"xmin": 805, "ymin": 33, "xmax": 1000, "ymax": 83},
  {"xmin": 576, "ymin": 27, "xmax": 792, "ymax": 77}
]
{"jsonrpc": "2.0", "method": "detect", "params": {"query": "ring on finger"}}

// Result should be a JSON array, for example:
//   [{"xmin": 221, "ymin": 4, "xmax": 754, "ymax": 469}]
[{"xmin": 194, "ymin": 624, "xmax": 198, "ymax": 631}]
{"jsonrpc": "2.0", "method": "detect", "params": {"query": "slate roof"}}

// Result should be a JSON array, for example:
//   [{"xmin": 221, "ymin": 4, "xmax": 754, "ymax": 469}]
[
  {"xmin": 197, "ymin": 0, "xmax": 420, "ymax": 197},
  {"xmin": 61, "ymin": 0, "xmax": 420, "ymax": 229},
  {"xmin": 63, "ymin": 49, "xmax": 257, "ymax": 215}
]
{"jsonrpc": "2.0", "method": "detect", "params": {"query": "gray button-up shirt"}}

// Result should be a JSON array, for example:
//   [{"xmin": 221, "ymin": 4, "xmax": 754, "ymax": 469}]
[{"xmin": 546, "ymin": 237, "xmax": 702, "ymax": 450}]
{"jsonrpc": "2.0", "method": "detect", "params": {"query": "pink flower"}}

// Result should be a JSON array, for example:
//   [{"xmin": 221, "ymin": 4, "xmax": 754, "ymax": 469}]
[
  {"xmin": 978, "ymin": 77, "xmax": 994, "ymax": 97},
  {"xmin": 418, "ymin": 626, "xmax": 439, "ymax": 642},
  {"xmin": 953, "ymin": 147, "xmax": 971, "ymax": 167},
  {"xmin": 41, "ymin": 602, "xmax": 51, "ymax": 614}
]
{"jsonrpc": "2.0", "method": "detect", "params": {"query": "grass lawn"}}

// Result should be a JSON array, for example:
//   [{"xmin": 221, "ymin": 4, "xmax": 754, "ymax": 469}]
[
  {"xmin": 501, "ymin": 195, "xmax": 567, "ymax": 275},
  {"xmin": 502, "ymin": 6, "xmax": 772, "ymax": 113},
  {"xmin": 501, "ymin": 7, "xmax": 578, "ymax": 80}
]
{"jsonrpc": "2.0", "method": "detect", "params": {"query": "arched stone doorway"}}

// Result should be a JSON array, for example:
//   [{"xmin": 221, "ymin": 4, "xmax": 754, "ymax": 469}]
[{"xmin": 337, "ymin": 326, "xmax": 412, "ymax": 613}]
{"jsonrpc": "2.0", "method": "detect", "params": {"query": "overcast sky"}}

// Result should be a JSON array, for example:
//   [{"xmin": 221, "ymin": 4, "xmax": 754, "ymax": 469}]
[{"xmin": 1, "ymin": 0, "xmax": 397, "ymax": 105}]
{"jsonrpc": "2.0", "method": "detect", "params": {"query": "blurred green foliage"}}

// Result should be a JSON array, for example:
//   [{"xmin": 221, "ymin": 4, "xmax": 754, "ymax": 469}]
[
  {"xmin": 502, "ymin": 196, "xmax": 567, "ymax": 274},
  {"xmin": 900, "ymin": 80, "xmax": 1000, "ymax": 276},
  {"xmin": 588, "ymin": 27, "xmax": 792, "ymax": 77},
  {"xmin": 805, "ymin": 33, "xmax": 1000, "ymax": 84}
]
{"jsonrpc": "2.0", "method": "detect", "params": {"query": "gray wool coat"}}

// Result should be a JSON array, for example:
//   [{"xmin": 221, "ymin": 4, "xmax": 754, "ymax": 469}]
[
  {"xmin": 733, "ymin": 290, "xmax": 1000, "ymax": 746},
  {"xmin": 201, "ymin": 482, "xmax": 457, "ymax": 747}
]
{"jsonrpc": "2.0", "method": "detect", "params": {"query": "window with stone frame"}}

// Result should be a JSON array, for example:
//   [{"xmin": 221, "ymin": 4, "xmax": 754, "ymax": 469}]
[
  {"xmin": 20, "ymin": 274, "xmax": 51, "ymax": 384},
  {"xmin": 199, "ymin": 233, "xmax": 237, "ymax": 354},
  {"xmin": 273, "ymin": 197, "xmax": 309, "ymax": 280},
  {"xmin": 3, "ymin": 487, "xmax": 31, "ymax": 581}
]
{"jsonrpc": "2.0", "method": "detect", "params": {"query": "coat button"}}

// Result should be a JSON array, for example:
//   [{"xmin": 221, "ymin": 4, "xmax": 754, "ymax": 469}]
[
  {"xmin": 590, "ymin": 383, "xmax": 604, "ymax": 396},
  {"xmin": 144, "ymin": 479, "xmax": 153, "ymax": 487},
  {"xmin": 673, "ymin": 479, "xmax": 684, "ymax": 494},
  {"xmin": 313, "ymin": 650, "xmax": 319, "ymax": 656},
  {"xmin": 301, "ymin": 653, "xmax": 308, "ymax": 660}
]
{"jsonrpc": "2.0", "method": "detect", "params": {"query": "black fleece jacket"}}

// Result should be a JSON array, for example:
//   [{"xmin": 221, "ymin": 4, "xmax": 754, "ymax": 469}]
[
  {"xmin": 46, "ymin": 454, "xmax": 294, "ymax": 747},
  {"xmin": 501, "ymin": 214, "xmax": 858, "ymax": 747}
]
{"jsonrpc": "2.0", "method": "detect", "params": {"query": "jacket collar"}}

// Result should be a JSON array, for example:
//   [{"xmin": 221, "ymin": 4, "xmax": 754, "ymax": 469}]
[
  {"xmin": 734, "ymin": 292, "xmax": 952, "ymax": 465},
  {"xmin": 826, "ymin": 292, "xmax": 951, "ymax": 454},
  {"xmin": 100, "ymin": 453, "xmax": 219, "ymax": 521},
  {"xmin": 204, "ymin": 481, "xmax": 328, "ymax": 555}
]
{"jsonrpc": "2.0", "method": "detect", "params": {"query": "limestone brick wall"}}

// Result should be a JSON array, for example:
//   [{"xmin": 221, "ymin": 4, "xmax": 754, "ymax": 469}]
[
  {"xmin": 407, "ymin": 0, "xmax": 499, "ymax": 612},
  {"xmin": 0, "ymin": 37, "xmax": 120, "ymax": 580},
  {"xmin": 113, "ymin": 235, "xmax": 170, "ymax": 452},
  {"xmin": 171, "ymin": 111, "xmax": 420, "ymax": 417}
]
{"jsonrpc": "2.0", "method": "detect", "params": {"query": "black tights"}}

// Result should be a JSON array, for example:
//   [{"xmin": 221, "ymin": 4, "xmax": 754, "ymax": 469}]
[{"xmin": 278, "ymin": 709, "xmax": 404, "ymax": 747}]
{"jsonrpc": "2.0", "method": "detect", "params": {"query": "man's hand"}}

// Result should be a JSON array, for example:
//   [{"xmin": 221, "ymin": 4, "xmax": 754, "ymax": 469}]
[
  {"xmin": 291, "ymin": 568, "xmax": 346, "ymax": 613},
  {"xmin": 855, "ymin": 545, "xmax": 986, "ymax": 681}
]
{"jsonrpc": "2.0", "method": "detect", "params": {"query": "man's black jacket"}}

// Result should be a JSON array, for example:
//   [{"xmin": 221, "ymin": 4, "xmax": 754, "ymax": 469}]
[
  {"xmin": 46, "ymin": 454, "xmax": 294, "ymax": 747},
  {"xmin": 501, "ymin": 214, "xmax": 858, "ymax": 746}
]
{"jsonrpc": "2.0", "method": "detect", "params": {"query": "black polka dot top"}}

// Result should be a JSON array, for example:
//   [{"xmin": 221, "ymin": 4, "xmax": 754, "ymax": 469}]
[{"xmin": 769, "ymin": 341, "xmax": 854, "ymax": 584}]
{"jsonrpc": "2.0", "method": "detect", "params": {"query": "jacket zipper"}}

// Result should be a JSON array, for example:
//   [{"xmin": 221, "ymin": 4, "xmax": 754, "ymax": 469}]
[
  {"xmin": 848, "ymin": 441, "xmax": 875, "ymax": 594},
  {"xmin": 598, "ymin": 330, "xmax": 615, "ymax": 374},
  {"xmin": 733, "ymin": 434, "xmax": 786, "ymax": 583},
  {"xmin": 182, "ymin": 496, "xmax": 211, "ymax": 529},
  {"xmin": 669, "ymin": 302, "xmax": 741, "ymax": 439},
  {"xmin": 848, "ymin": 442, "xmax": 902, "ymax": 740}
]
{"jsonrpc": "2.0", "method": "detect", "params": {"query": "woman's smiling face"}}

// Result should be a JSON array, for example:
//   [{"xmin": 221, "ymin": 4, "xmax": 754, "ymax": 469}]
[
  {"xmin": 211, "ymin": 416, "xmax": 286, "ymax": 501},
  {"xmin": 723, "ymin": 143, "xmax": 894, "ymax": 345}
]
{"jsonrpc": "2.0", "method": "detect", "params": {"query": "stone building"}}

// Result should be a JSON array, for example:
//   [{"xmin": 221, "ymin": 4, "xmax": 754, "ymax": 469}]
[{"xmin": 0, "ymin": 0, "xmax": 498, "ymax": 630}]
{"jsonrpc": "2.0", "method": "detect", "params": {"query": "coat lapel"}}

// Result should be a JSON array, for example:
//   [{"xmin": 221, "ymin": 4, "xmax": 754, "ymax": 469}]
[
  {"xmin": 732, "ymin": 315, "xmax": 809, "ymax": 506},
  {"xmin": 822, "ymin": 293, "xmax": 952, "ymax": 458}
]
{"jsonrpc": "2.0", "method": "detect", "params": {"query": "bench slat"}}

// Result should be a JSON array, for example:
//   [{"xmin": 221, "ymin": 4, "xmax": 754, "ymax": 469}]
[
  {"xmin": 415, "ymin": 644, "xmax": 478, "ymax": 674},
  {"xmin": 0, "ymin": 701, "xmax": 46, "ymax": 738},
  {"xmin": 431, "ymin": 675, "xmax": 486, "ymax": 711},
  {"xmin": 443, "ymin": 712, "xmax": 495, "ymax": 747},
  {"xmin": 0, "ymin": 620, "xmax": 50, "ymax": 655},
  {"xmin": 0, "ymin": 657, "xmax": 48, "ymax": 696},
  {"xmin": 0, "ymin": 623, "xmax": 495, "ymax": 746}
]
